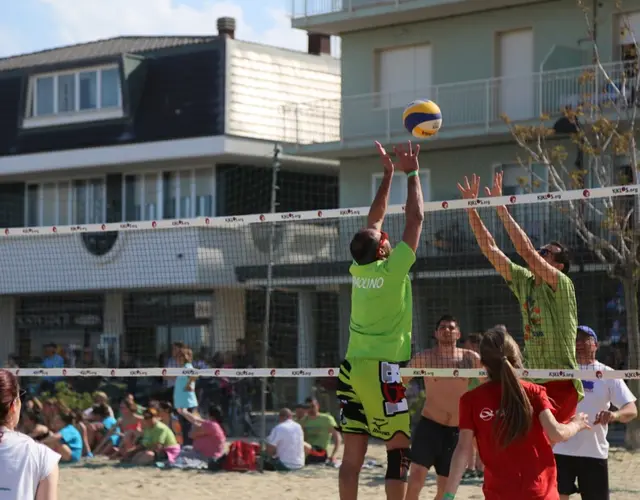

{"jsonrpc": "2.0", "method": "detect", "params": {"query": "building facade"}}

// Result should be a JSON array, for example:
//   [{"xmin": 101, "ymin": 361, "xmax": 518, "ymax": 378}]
[
  {"xmin": 0, "ymin": 18, "xmax": 343, "ymax": 401},
  {"xmin": 279, "ymin": 0, "xmax": 639, "ymax": 355}
]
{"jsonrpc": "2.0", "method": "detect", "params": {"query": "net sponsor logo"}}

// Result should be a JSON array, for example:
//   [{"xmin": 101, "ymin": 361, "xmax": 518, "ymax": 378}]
[
  {"xmin": 596, "ymin": 370, "xmax": 603, "ymax": 379},
  {"xmin": 235, "ymin": 370, "xmax": 255, "ymax": 377},
  {"xmin": 536, "ymin": 193, "xmax": 561, "ymax": 201},
  {"xmin": 181, "ymin": 368, "xmax": 198, "ymax": 376},
  {"xmin": 225, "ymin": 217, "xmax": 244, "ymax": 223},
  {"xmin": 214, "ymin": 369, "xmax": 221, "ymax": 376},
  {"xmin": 32, "ymin": 369, "xmax": 49, "ymax": 376},
  {"xmin": 612, "ymin": 186, "xmax": 639, "ymax": 195},
  {"xmin": 624, "ymin": 371, "xmax": 640, "ymax": 379},
  {"xmin": 21, "ymin": 228, "xmax": 40, "ymax": 234},
  {"xmin": 119, "ymin": 223, "xmax": 138, "ymax": 229},
  {"xmin": 466, "ymin": 199, "xmax": 490, "ymax": 207},
  {"xmin": 281, "ymin": 213, "xmax": 302, "ymax": 220},
  {"xmin": 441, "ymin": 201, "xmax": 449, "ymax": 209},
  {"xmin": 129, "ymin": 369, "xmax": 149, "ymax": 376},
  {"xmin": 417, "ymin": 369, "xmax": 435, "ymax": 377},
  {"xmin": 110, "ymin": 370, "xmax": 116, "ymax": 376},
  {"xmin": 548, "ymin": 370, "xmax": 574, "ymax": 378},
  {"xmin": 353, "ymin": 277, "xmax": 384, "ymax": 289},
  {"xmin": 172, "ymin": 220, "xmax": 190, "ymax": 227},
  {"xmin": 327, "ymin": 369, "xmax": 335, "ymax": 376},
  {"xmin": 270, "ymin": 369, "xmax": 277, "ymax": 376},
  {"xmin": 583, "ymin": 189, "xmax": 591, "ymax": 198},
  {"xmin": 292, "ymin": 370, "xmax": 311, "ymax": 376},
  {"xmin": 509, "ymin": 196, "xmax": 517, "ymax": 204},
  {"xmin": 339, "ymin": 209, "xmax": 360, "ymax": 216},
  {"xmin": 79, "ymin": 370, "xmax": 98, "ymax": 377},
  {"xmin": 69, "ymin": 225, "xmax": 88, "ymax": 232},
  {"xmin": 453, "ymin": 369, "xmax": 460, "ymax": 377}
]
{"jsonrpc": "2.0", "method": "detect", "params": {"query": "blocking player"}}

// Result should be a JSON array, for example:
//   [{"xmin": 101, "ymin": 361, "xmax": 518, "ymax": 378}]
[
  {"xmin": 404, "ymin": 315, "xmax": 483, "ymax": 500},
  {"xmin": 458, "ymin": 172, "xmax": 583, "ymax": 424},
  {"xmin": 337, "ymin": 140, "xmax": 424, "ymax": 500}
]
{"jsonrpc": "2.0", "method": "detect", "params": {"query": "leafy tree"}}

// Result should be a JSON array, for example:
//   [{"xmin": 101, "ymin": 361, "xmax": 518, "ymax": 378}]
[{"xmin": 505, "ymin": 0, "xmax": 640, "ymax": 447}]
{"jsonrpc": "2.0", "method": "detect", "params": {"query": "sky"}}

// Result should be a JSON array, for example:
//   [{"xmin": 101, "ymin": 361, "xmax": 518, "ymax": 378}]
[{"xmin": 0, "ymin": 0, "xmax": 330, "ymax": 59}]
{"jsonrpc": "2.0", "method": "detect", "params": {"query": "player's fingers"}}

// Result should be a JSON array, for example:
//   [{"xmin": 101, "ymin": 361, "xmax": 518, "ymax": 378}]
[
  {"xmin": 456, "ymin": 183, "xmax": 465, "ymax": 193},
  {"xmin": 407, "ymin": 140, "xmax": 413, "ymax": 154},
  {"xmin": 484, "ymin": 186, "xmax": 491, "ymax": 196},
  {"xmin": 414, "ymin": 144, "xmax": 420, "ymax": 156}
]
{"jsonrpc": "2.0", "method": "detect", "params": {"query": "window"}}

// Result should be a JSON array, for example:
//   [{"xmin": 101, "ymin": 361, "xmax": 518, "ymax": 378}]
[
  {"xmin": 123, "ymin": 168, "xmax": 215, "ymax": 222},
  {"xmin": 371, "ymin": 171, "xmax": 431, "ymax": 205},
  {"xmin": 377, "ymin": 45, "xmax": 432, "ymax": 108},
  {"xmin": 25, "ymin": 65, "xmax": 123, "ymax": 128},
  {"xmin": 24, "ymin": 178, "xmax": 105, "ymax": 227}
]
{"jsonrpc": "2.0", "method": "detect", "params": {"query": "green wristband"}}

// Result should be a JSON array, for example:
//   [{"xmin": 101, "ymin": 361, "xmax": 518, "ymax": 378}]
[
  {"xmin": 443, "ymin": 494, "xmax": 455, "ymax": 500},
  {"xmin": 406, "ymin": 170, "xmax": 418, "ymax": 178}
]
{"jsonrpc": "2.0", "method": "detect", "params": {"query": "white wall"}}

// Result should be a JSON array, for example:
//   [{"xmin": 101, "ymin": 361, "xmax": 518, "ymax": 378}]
[{"xmin": 226, "ymin": 39, "xmax": 341, "ymax": 145}]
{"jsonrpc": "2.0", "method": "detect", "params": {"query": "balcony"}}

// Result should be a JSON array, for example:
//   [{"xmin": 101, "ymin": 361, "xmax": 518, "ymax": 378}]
[
  {"xmin": 291, "ymin": 0, "xmax": 553, "ymax": 34},
  {"xmin": 0, "ymin": 223, "xmax": 340, "ymax": 294},
  {"xmin": 286, "ymin": 61, "xmax": 628, "ymax": 155}
]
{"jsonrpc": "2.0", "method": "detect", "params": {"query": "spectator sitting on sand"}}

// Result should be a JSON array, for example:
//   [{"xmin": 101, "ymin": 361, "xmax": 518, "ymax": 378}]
[
  {"xmin": 42, "ymin": 408, "xmax": 83, "ymax": 463},
  {"xmin": 120, "ymin": 408, "xmax": 180, "ymax": 465},
  {"xmin": 176, "ymin": 405, "xmax": 226, "ymax": 461},
  {"xmin": 19, "ymin": 408, "xmax": 51, "ymax": 441},
  {"xmin": 94, "ymin": 399, "xmax": 143, "ymax": 458},
  {"xmin": 301, "ymin": 398, "xmax": 341, "ymax": 465},
  {"xmin": 264, "ymin": 408, "xmax": 306, "ymax": 471}
]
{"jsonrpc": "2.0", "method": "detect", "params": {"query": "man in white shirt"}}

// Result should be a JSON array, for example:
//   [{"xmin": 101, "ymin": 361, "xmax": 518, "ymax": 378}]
[
  {"xmin": 554, "ymin": 325, "xmax": 638, "ymax": 500},
  {"xmin": 265, "ymin": 408, "xmax": 305, "ymax": 471}
]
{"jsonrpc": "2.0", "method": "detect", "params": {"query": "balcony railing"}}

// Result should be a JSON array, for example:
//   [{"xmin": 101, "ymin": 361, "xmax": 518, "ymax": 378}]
[
  {"xmin": 292, "ymin": 0, "xmax": 420, "ymax": 19},
  {"xmin": 286, "ymin": 61, "xmax": 629, "ymax": 146}
]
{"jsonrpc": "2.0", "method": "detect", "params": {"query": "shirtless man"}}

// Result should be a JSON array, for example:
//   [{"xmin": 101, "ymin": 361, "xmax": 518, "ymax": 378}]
[{"xmin": 405, "ymin": 315, "xmax": 483, "ymax": 500}]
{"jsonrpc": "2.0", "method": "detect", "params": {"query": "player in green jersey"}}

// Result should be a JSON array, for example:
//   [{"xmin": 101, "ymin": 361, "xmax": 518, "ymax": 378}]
[
  {"xmin": 337, "ymin": 140, "xmax": 424, "ymax": 500},
  {"xmin": 458, "ymin": 172, "xmax": 583, "ymax": 425}
]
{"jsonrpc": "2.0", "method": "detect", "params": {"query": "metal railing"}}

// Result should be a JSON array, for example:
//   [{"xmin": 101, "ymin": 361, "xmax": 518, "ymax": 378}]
[
  {"xmin": 285, "ymin": 61, "xmax": 629, "ymax": 146},
  {"xmin": 291, "ymin": 0, "xmax": 414, "ymax": 19}
]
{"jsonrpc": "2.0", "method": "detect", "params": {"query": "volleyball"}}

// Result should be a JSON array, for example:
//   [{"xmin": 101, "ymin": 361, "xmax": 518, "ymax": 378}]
[{"xmin": 402, "ymin": 99, "xmax": 442, "ymax": 138}]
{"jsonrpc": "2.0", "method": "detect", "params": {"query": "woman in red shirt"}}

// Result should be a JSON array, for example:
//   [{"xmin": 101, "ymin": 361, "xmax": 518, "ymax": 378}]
[{"xmin": 443, "ymin": 326, "xmax": 590, "ymax": 500}]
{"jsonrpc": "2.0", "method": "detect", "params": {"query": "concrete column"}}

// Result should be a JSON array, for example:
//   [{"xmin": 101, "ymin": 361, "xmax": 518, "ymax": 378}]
[
  {"xmin": 0, "ymin": 297, "xmax": 16, "ymax": 366},
  {"xmin": 297, "ymin": 290, "xmax": 316, "ymax": 403},
  {"xmin": 338, "ymin": 285, "xmax": 351, "ymax": 359},
  {"xmin": 103, "ymin": 293, "xmax": 123, "ymax": 366},
  {"xmin": 212, "ymin": 288, "xmax": 246, "ymax": 354}
]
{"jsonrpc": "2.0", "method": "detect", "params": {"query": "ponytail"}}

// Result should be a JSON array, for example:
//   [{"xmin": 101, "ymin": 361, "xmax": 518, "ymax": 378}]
[{"xmin": 495, "ymin": 357, "xmax": 533, "ymax": 448}]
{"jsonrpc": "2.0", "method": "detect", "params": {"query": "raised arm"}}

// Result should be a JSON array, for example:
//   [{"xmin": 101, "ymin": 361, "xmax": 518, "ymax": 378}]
[
  {"xmin": 457, "ymin": 175, "xmax": 512, "ymax": 281},
  {"xmin": 487, "ymin": 172, "xmax": 560, "ymax": 289},
  {"xmin": 394, "ymin": 141, "xmax": 424, "ymax": 252},
  {"xmin": 368, "ymin": 141, "xmax": 395, "ymax": 230}
]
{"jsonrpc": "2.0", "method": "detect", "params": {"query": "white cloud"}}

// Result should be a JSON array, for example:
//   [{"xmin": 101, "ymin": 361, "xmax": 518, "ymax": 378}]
[{"xmin": 38, "ymin": 0, "xmax": 309, "ymax": 51}]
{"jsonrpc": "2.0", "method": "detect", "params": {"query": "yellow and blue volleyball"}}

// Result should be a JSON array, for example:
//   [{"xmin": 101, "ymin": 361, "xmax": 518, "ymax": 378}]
[{"xmin": 402, "ymin": 99, "xmax": 442, "ymax": 138}]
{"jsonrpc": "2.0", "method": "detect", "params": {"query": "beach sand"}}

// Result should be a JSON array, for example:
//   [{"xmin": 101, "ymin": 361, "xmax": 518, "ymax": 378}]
[{"xmin": 59, "ymin": 444, "xmax": 639, "ymax": 500}]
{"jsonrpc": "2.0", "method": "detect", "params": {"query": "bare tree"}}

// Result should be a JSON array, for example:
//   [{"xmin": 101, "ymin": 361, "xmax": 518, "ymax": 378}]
[{"xmin": 505, "ymin": 0, "xmax": 640, "ymax": 448}]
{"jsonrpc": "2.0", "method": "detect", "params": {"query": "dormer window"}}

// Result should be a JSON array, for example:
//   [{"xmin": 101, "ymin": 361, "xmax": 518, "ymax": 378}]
[{"xmin": 23, "ymin": 65, "xmax": 124, "ymax": 128}]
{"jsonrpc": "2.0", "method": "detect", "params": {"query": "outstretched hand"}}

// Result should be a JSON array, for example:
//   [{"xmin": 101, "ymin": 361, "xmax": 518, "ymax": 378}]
[
  {"xmin": 375, "ymin": 141, "xmax": 394, "ymax": 175},
  {"xmin": 485, "ymin": 171, "xmax": 503, "ymax": 197},
  {"xmin": 457, "ymin": 174, "xmax": 481, "ymax": 200},
  {"xmin": 393, "ymin": 141, "xmax": 420, "ymax": 173}
]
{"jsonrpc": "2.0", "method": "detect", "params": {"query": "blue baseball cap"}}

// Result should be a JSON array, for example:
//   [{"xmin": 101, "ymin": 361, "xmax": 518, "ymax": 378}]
[{"xmin": 577, "ymin": 325, "xmax": 597, "ymax": 341}]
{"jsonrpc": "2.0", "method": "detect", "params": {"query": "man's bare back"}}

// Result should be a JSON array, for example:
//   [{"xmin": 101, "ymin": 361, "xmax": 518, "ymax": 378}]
[{"xmin": 409, "ymin": 347, "xmax": 481, "ymax": 427}]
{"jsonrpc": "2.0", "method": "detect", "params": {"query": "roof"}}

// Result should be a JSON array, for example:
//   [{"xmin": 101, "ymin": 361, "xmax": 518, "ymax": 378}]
[{"xmin": 0, "ymin": 35, "xmax": 218, "ymax": 72}]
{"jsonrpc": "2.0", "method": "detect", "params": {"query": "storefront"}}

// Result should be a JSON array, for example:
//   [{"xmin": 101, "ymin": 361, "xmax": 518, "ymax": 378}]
[
  {"xmin": 15, "ymin": 294, "xmax": 104, "ymax": 363},
  {"xmin": 123, "ymin": 292, "xmax": 214, "ymax": 366}
]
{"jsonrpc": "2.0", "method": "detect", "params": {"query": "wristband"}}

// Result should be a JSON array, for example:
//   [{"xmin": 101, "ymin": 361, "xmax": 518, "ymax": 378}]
[
  {"xmin": 443, "ymin": 494, "xmax": 455, "ymax": 500},
  {"xmin": 406, "ymin": 170, "xmax": 418, "ymax": 178}
]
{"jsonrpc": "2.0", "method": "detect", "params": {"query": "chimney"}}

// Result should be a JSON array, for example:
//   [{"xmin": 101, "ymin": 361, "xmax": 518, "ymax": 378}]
[
  {"xmin": 308, "ymin": 33, "xmax": 331, "ymax": 55},
  {"xmin": 217, "ymin": 17, "xmax": 236, "ymax": 39}
]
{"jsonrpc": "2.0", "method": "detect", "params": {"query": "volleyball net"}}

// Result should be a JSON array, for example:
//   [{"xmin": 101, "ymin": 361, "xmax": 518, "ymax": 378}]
[{"xmin": 1, "ymin": 182, "xmax": 638, "ymax": 384}]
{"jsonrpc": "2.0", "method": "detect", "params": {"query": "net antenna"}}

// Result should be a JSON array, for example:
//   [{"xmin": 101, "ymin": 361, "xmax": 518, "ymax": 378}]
[{"xmin": 259, "ymin": 142, "xmax": 281, "ymax": 471}]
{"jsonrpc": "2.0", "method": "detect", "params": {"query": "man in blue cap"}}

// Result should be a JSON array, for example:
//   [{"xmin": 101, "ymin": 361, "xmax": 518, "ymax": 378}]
[{"xmin": 553, "ymin": 325, "xmax": 638, "ymax": 500}]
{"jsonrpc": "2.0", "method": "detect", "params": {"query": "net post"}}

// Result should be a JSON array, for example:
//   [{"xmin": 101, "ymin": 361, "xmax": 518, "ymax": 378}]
[{"xmin": 258, "ymin": 142, "xmax": 281, "ymax": 472}]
